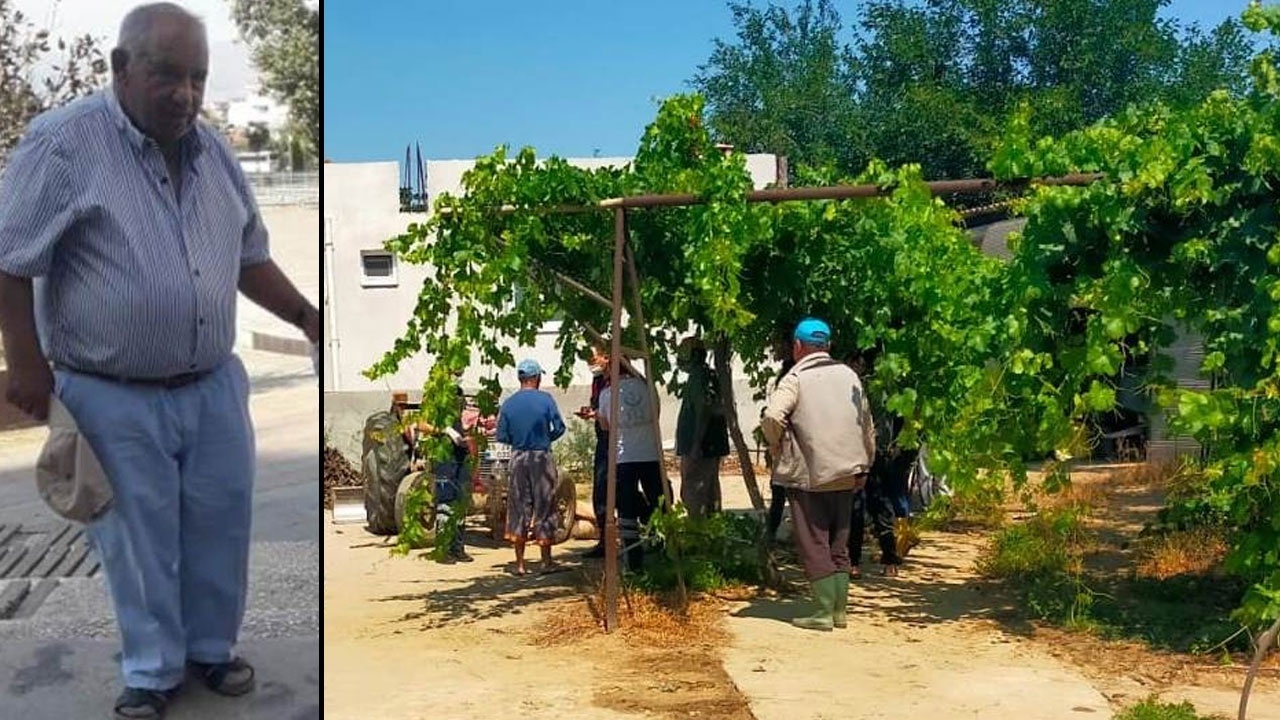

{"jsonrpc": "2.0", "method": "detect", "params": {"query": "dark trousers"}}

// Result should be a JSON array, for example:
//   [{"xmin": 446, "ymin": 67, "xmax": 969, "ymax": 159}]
[
  {"xmin": 433, "ymin": 460, "xmax": 466, "ymax": 555},
  {"xmin": 883, "ymin": 449, "xmax": 915, "ymax": 519},
  {"xmin": 787, "ymin": 487, "xmax": 855, "ymax": 581},
  {"xmin": 618, "ymin": 461, "xmax": 663, "ymax": 524},
  {"xmin": 850, "ymin": 451, "xmax": 914, "ymax": 565},
  {"xmin": 617, "ymin": 461, "xmax": 663, "ymax": 568},
  {"xmin": 591, "ymin": 431, "xmax": 609, "ymax": 542},
  {"xmin": 766, "ymin": 482, "xmax": 787, "ymax": 538}
]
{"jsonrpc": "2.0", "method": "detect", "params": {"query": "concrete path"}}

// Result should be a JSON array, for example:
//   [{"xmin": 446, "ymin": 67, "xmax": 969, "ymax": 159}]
[
  {"xmin": 0, "ymin": 349, "xmax": 319, "ymax": 720},
  {"xmin": 720, "ymin": 536, "xmax": 1113, "ymax": 720}
]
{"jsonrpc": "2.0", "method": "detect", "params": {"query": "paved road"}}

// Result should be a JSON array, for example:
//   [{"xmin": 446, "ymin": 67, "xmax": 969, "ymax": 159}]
[{"xmin": 0, "ymin": 350, "xmax": 319, "ymax": 720}]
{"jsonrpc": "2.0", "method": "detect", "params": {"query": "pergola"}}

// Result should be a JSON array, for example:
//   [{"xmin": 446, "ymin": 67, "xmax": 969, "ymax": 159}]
[
  {"xmin": 454, "ymin": 171, "xmax": 1104, "ymax": 631},
  {"xmin": 588, "ymin": 172, "xmax": 1104, "ymax": 631}
]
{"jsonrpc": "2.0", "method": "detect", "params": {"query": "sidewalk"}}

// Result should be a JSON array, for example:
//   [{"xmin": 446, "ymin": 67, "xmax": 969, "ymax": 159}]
[{"xmin": 0, "ymin": 349, "xmax": 319, "ymax": 720}]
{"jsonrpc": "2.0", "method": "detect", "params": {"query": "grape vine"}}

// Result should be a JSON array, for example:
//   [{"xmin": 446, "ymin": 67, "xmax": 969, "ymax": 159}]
[{"xmin": 367, "ymin": 4, "xmax": 1280, "ymax": 623}]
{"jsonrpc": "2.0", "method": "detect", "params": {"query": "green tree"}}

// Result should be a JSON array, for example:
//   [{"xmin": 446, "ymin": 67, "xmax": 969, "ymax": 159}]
[
  {"xmin": 691, "ymin": 0, "xmax": 864, "ymax": 175},
  {"xmin": 245, "ymin": 121, "xmax": 271, "ymax": 152},
  {"xmin": 230, "ymin": 0, "xmax": 318, "ymax": 163},
  {"xmin": 853, "ymin": 0, "xmax": 988, "ymax": 179},
  {"xmin": 989, "ymin": 0, "xmax": 1280, "ymax": 624},
  {"xmin": 692, "ymin": 0, "xmax": 1256, "ymax": 181},
  {"xmin": 0, "ymin": 0, "xmax": 107, "ymax": 161}
]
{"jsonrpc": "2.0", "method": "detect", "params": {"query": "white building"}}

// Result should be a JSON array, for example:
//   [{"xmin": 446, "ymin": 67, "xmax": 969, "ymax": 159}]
[
  {"xmin": 236, "ymin": 150, "xmax": 275, "ymax": 174},
  {"xmin": 225, "ymin": 90, "xmax": 289, "ymax": 132},
  {"xmin": 322, "ymin": 154, "xmax": 781, "ymax": 460}
]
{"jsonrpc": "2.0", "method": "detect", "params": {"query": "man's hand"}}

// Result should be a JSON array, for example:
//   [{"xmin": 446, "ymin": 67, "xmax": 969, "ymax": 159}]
[
  {"xmin": 238, "ymin": 261, "xmax": 320, "ymax": 343},
  {"xmin": 5, "ymin": 357, "xmax": 53, "ymax": 421},
  {"xmin": 0, "ymin": 271, "xmax": 52, "ymax": 420}
]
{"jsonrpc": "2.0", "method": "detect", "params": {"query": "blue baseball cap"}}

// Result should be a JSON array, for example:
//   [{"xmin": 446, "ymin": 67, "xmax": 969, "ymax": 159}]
[
  {"xmin": 517, "ymin": 358, "xmax": 544, "ymax": 378},
  {"xmin": 794, "ymin": 317, "xmax": 832, "ymax": 345}
]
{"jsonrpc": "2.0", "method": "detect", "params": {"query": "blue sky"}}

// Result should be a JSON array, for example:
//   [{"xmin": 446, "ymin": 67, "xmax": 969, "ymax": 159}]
[{"xmin": 323, "ymin": 0, "xmax": 1252, "ymax": 163}]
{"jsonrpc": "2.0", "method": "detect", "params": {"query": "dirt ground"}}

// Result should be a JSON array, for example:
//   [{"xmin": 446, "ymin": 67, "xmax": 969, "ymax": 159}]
[{"xmin": 323, "ymin": 470, "xmax": 1280, "ymax": 720}]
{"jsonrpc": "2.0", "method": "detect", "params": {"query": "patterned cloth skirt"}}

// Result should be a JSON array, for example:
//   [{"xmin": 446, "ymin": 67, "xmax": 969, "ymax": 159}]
[{"xmin": 504, "ymin": 450, "xmax": 559, "ymax": 546}]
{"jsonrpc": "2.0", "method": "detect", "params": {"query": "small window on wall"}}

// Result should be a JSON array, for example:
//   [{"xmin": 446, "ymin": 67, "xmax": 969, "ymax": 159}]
[{"xmin": 360, "ymin": 250, "xmax": 397, "ymax": 288}]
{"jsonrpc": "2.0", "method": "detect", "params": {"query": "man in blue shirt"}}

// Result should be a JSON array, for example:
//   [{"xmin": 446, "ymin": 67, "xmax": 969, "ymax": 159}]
[
  {"xmin": 0, "ymin": 5, "xmax": 319, "ymax": 718},
  {"xmin": 497, "ymin": 359, "xmax": 566, "ymax": 575}
]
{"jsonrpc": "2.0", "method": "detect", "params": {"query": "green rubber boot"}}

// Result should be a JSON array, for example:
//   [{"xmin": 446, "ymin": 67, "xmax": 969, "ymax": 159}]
[
  {"xmin": 792, "ymin": 574, "xmax": 837, "ymax": 632},
  {"xmin": 833, "ymin": 572, "xmax": 849, "ymax": 628}
]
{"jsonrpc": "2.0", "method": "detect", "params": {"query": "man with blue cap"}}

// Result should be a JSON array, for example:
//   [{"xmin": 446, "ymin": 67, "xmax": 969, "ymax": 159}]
[
  {"xmin": 762, "ymin": 317, "xmax": 876, "ymax": 631},
  {"xmin": 497, "ymin": 358, "xmax": 567, "ymax": 575}
]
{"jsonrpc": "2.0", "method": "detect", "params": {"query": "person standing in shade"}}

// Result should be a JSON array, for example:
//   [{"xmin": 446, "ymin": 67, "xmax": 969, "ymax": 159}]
[
  {"xmin": 597, "ymin": 362, "xmax": 663, "ymax": 571},
  {"xmin": 0, "ymin": 5, "xmax": 320, "ymax": 718},
  {"xmin": 762, "ymin": 318, "xmax": 876, "ymax": 632},
  {"xmin": 429, "ymin": 384, "xmax": 474, "ymax": 564},
  {"xmin": 763, "ymin": 357, "xmax": 797, "ymax": 542},
  {"xmin": 675, "ymin": 338, "xmax": 730, "ymax": 519},
  {"xmin": 763, "ymin": 333, "xmax": 797, "ymax": 542},
  {"xmin": 497, "ymin": 359, "xmax": 567, "ymax": 575},
  {"xmin": 576, "ymin": 345, "xmax": 611, "ymax": 558},
  {"xmin": 845, "ymin": 349, "xmax": 904, "ymax": 578}
]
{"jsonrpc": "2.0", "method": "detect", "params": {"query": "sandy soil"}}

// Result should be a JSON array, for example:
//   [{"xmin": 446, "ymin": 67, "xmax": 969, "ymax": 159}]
[{"xmin": 324, "ymin": 470, "xmax": 1280, "ymax": 720}]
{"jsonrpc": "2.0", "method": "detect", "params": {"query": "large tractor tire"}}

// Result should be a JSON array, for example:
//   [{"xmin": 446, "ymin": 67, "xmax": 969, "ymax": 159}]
[
  {"xmin": 394, "ymin": 471, "xmax": 436, "ymax": 549},
  {"xmin": 484, "ymin": 470, "xmax": 579, "ymax": 546},
  {"xmin": 551, "ymin": 475, "xmax": 577, "ymax": 545},
  {"xmin": 485, "ymin": 471, "xmax": 508, "ymax": 542}
]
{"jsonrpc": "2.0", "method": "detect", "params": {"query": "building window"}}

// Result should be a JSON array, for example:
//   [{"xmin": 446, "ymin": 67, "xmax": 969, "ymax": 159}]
[{"xmin": 360, "ymin": 250, "xmax": 398, "ymax": 288}]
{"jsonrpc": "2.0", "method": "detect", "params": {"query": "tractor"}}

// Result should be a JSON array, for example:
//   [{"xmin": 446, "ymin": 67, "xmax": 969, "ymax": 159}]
[{"xmin": 354, "ymin": 392, "xmax": 579, "ymax": 547}]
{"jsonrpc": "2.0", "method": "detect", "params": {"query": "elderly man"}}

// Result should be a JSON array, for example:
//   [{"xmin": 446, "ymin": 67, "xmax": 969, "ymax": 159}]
[
  {"xmin": 0, "ymin": 4, "xmax": 318, "ymax": 718},
  {"xmin": 762, "ymin": 318, "xmax": 875, "ymax": 632}
]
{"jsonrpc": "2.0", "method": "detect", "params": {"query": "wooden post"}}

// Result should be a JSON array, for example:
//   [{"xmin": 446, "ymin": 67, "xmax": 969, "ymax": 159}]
[
  {"xmin": 603, "ymin": 207, "xmax": 627, "ymax": 633},
  {"xmin": 623, "ymin": 241, "xmax": 673, "ymax": 510},
  {"xmin": 623, "ymin": 241, "xmax": 687, "ymax": 610}
]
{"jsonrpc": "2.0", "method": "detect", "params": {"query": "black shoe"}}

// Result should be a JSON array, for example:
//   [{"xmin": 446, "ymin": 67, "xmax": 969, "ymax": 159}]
[
  {"xmin": 452, "ymin": 550, "xmax": 474, "ymax": 563},
  {"xmin": 625, "ymin": 546, "xmax": 645, "ymax": 572},
  {"xmin": 114, "ymin": 687, "xmax": 177, "ymax": 720},
  {"xmin": 188, "ymin": 656, "xmax": 255, "ymax": 697},
  {"xmin": 581, "ymin": 544, "xmax": 606, "ymax": 559}
]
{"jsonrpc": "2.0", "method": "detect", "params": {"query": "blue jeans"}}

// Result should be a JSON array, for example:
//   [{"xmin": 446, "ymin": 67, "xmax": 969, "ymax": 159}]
[
  {"xmin": 433, "ymin": 460, "xmax": 466, "ymax": 555},
  {"xmin": 55, "ymin": 358, "xmax": 254, "ymax": 691}
]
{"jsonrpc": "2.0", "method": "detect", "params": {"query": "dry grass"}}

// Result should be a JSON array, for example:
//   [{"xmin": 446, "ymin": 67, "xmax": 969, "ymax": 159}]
[
  {"xmin": 1039, "ymin": 479, "xmax": 1109, "ymax": 513},
  {"xmin": 1134, "ymin": 528, "xmax": 1230, "ymax": 581},
  {"xmin": 531, "ymin": 585, "xmax": 728, "ymax": 649},
  {"xmin": 527, "ymin": 570, "xmax": 754, "ymax": 720},
  {"xmin": 1111, "ymin": 460, "xmax": 1204, "ymax": 494}
]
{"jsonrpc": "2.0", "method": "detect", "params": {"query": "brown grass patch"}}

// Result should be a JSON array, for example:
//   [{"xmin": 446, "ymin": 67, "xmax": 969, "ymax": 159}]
[
  {"xmin": 1109, "ymin": 459, "xmax": 1207, "ymax": 496},
  {"xmin": 1038, "ymin": 479, "xmax": 1108, "ymax": 513},
  {"xmin": 531, "ymin": 585, "xmax": 728, "ymax": 649},
  {"xmin": 1134, "ymin": 529, "xmax": 1230, "ymax": 581},
  {"xmin": 529, "ymin": 576, "xmax": 753, "ymax": 720}
]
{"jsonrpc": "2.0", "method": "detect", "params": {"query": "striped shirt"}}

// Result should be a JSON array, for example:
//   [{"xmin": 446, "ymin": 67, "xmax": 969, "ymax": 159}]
[{"xmin": 0, "ymin": 90, "xmax": 270, "ymax": 378}]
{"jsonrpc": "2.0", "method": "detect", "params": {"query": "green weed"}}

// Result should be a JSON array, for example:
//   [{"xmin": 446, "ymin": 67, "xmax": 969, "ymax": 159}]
[
  {"xmin": 557, "ymin": 418, "xmax": 597, "ymax": 485},
  {"xmin": 630, "ymin": 504, "xmax": 763, "ymax": 594},
  {"xmin": 1113, "ymin": 697, "xmax": 1219, "ymax": 720},
  {"xmin": 978, "ymin": 508, "xmax": 1096, "ymax": 624}
]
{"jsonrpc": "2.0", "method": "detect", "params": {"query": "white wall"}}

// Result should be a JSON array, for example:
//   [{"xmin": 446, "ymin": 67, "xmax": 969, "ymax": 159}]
[
  {"xmin": 322, "ymin": 161, "xmax": 431, "ymax": 393},
  {"xmin": 323, "ymin": 154, "xmax": 782, "ymax": 451},
  {"xmin": 326, "ymin": 153, "xmax": 780, "ymax": 393},
  {"xmin": 226, "ymin": 92, "xmax": 290, "ymax": 131}
]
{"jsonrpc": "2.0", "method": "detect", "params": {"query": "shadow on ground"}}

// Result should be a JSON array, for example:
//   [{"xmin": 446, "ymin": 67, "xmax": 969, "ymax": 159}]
[
  {"xmin": 368, "ymin": 528, "xmax": 590, "ymax": 630},
  {"xmin": 730, "ymin": 531, "xmax": 1037, "ymax": 637}
]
